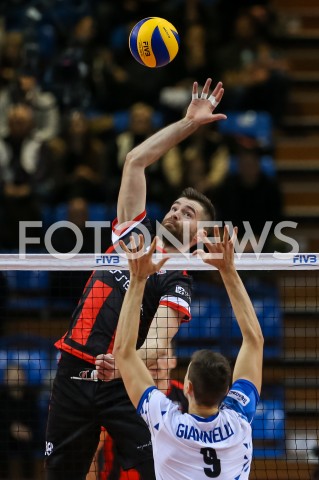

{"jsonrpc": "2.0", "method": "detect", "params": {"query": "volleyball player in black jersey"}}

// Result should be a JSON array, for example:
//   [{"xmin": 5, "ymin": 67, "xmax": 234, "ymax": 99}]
[{"xmin": 44, "ymin": 78, "xmax": 226, "ymax": 480}]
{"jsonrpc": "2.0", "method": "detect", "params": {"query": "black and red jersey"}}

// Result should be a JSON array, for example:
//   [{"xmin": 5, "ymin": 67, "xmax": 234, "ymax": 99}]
[{"xmin": 55, "ymin": 212, "xmax": 193, "ymax": 364}]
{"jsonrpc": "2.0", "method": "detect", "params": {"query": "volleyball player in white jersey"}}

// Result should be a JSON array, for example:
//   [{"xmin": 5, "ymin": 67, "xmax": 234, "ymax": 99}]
[{"xmin": 113, "ymin": 226, "xmax": 263, "ymax": 480}]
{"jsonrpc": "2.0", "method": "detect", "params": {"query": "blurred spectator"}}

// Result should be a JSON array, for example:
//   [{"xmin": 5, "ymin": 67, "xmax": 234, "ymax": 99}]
[
  {"xmin": 216, "ymin": 0, "xmax": 282, "ymax": 43},
  {"xmin": 93, "ymin": 0, "xmax": 182, "ymax": 52},
  {"xmin": 49, "ymin": 197, "xmax": 110, "ymax": 309},
  {"xmin": 49, "ymin": 110, "xmax": 107, "ymax": 202},
  {"xmin": 91, "ymin": 2, "xmax": 173, "ymax": 112},
  {"xmin": 0, "ymin": 65, "xmax": 60, "ymax": 141},
  {"xmin": 72, "ymin": 14, "xmax": 95, "ymax": 48},
  {"xmin": 49, "ymin": 197, "xmax": 109, "ymax": 256},
  {"xmin": 162, "ymin": 125, "xmax": 230, "ymax": 193},
  {"xmin": 90, "ymin": 46, "xmax": 132, "ymax": 111},
  {"xmin": 248, "ymin": 3, "xmax": 280, "ymax": 39},
  {"xmin": 115, "ymin": 103, "xmax": 155, "ymax": 167},
  {"xmin": 111, "ymin": 102, "xmax": 175, "ymax": 207},
  {"xmin": 0, "ymin": 31, "xmax": 24, "ymax": 89},
  {"xmin": 184, "ymin": 0, "xmax": 221, "ymax": 27},
  {"xmin": 47, "ymin": 15, "xmax": 96, "ymax": 111},
  {"xmin": 209, "ymin": 140, "xmax": 283, "ymax": 252},
  {"xmin": 215, "ymin": 10, "xmax": 290, "ymax": 125},
  {"xmin": 174, "ymin": 22, "xmax": 214, "ymax": 81},
  {"xmin": 0, "ymin": 363, "xmax": 42, "ymax": 480},
  {"xmin": 160, "ymin": 23, "xmax": 215, "ymax": 122},
  {"xmin": 91, "ymin": 45, "xmax": 169, "ymax": 112},
  {"xmin": 0, "ymin": 104, "xmax": 59, "ymax": 249}
]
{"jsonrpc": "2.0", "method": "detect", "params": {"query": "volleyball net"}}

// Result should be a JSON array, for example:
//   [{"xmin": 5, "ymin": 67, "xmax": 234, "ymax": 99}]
[{"xmin": 0, "ymin": 254, "xmax": 318, "ymax": 480}]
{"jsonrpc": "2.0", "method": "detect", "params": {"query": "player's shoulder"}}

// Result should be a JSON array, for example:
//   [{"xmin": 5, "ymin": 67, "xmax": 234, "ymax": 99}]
[
  {"xmin": 228, "ymin": 379, "xmax": 259, "ymax": 402},
  {"xmin": 221, "ymin": 379, "xmax": 260, "ymax": 424},
  {"xmin": 155, "ymin": 268, "xmax": 193, "ymax": 284},
  {"xmin": 112, "ymin": 212, "xmax": 154, "ymax": 245},
  {"xmin": 138, "ymin": 386, "xmax": 171, "ymax": 412},
  {"xmin": 151, "ymin": 270, "xmax": 193, "ymax": 306}
]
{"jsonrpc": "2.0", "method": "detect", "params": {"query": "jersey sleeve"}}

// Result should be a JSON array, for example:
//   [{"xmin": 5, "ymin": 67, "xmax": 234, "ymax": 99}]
[
  {"xmin": 158, "ymin": 271, "xmax": 193, "ymax": 321},
  {"xmin": 221, "ymin": 379, "xmax": 260, "ymax": 424},
  {"xmin": 137, "ymin": 386, "xmax": 174, "ymax": 436},
  {"xmin": 111, "ymin": 212, "xmax": 154, "ymax": 245}
]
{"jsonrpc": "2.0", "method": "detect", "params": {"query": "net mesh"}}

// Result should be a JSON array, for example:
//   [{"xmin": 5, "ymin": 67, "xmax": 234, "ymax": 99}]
[{"xmin": 0, "ymin": 259, "xmax": 318, "ymax": 480}]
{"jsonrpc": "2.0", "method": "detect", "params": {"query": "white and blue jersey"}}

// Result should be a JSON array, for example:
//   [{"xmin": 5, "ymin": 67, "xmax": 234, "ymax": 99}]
[{"xmin": 137, "ymin": 379, "xmax": 259, "ymax": 480}]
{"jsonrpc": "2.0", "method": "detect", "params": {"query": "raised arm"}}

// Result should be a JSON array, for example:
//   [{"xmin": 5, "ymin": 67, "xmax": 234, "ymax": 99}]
[
  {"xmin": 138, "ymin": 305, "xmax": 182, "ymax": 366},
  {"xmin": 116, "ymin": 79, "xmax": 227, "ymax": 224},
  {"xmin": 95, "ymin": 305, "xmax": 181, "ymax": 382},
  {"xmin": 195, "ymin": 226, "xmax": 264, "ymax": 394},
  {"xmin": 112, "ymin": 236, "xmax": 169, "ymax": 407}
]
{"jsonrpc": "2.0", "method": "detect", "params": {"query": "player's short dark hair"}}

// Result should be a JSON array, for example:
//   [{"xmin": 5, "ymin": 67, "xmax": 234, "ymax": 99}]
[
  {"xmin": 188, "ymin": 350, "xmax": 231, "ymax": 407},
  {"xmin": 180, "ymin": 187, "xmax": 216, "ymax": 222}
]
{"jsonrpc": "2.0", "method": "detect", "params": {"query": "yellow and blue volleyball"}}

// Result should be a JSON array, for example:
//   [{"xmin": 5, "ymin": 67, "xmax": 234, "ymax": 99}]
[{"xmin": 129, "ymin": 17, "xmax": 179, "ymax": 68}]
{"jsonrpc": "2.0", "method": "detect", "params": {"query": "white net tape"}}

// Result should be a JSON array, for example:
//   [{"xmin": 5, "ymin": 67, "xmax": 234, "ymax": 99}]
[{"xmin": 0, "ymin": 253, "xmax": 318, "ymax": 270}]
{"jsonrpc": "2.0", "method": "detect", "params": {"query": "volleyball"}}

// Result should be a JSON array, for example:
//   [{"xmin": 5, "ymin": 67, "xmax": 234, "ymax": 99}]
[{"xmin": 129, "ymin": 17, "xmax": 179, "ymax": 68}]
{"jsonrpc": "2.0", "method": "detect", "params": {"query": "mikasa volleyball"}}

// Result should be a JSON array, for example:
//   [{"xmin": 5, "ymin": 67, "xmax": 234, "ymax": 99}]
[{"xmin": 129, "ymin": 17, "xmax": 179, "ymax": 68}]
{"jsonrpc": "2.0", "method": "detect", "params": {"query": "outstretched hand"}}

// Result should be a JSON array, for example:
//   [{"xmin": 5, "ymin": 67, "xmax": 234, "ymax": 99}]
[
  {"xmin": 119, "ymin": 235, "xmax": 169, "ymax": 280},
  {"xmin": 185, "ymin": 78, "xmax": 227, "ymax": 126},
  {"xmin": 193, "ymin": 225, "xmax": 238, "ymax": 272}
]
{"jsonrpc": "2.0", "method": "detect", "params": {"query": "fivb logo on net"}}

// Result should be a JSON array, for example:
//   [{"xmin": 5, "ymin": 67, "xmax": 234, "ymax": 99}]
[{"xmin": 18, "ymin": 219, "xmax": 300, "ymax": 260}]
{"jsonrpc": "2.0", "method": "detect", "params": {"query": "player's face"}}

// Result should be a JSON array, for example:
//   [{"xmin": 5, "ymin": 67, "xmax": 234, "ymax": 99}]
[
  {"xmin": 149, "ymin": 354, "xmax": 177, "ymax": 383},
  {"xmin": 161, "ymin": 198, "xmax": 206, "ymax": 247}
]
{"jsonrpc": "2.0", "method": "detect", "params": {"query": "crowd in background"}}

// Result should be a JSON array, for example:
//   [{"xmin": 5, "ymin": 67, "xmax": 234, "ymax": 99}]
[{"xmin": 0, "ymin": 0, "xmax": 289, "ymax": 252}]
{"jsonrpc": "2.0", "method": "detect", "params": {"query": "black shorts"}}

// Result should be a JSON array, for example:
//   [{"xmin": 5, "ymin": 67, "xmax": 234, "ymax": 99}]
[{"xmin": 45, "ymin": 361, "xmax": 154, "ymax": 479}]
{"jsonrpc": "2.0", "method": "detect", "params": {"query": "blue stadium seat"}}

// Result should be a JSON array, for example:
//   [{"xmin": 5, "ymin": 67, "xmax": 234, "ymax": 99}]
[
  {"xmin": 3, "ymin": 271, "xmax": 49, "ymax": 310},
  {"xmin": 37, "ymin": 24, "xmax": 56, "ymax": 59},
  {"xmin": 53, "ymin": 202, "xmax": 108, "ymax": 222},
  {"xmin": 253, "ymin": 400, "xmax": 285, "ymax": 440},
  {"xmin": 106, "ymin": 203, "xmax": 117, "ymax": 222},
  {"xmin": 88, "ymin": 203, "xmax": 108, "ymax": 221},
  {"xmin": 41, "ymin": 204, "xmax": 56, "ymax": 230},
  {"xmin": 0, "ymin": 348, "xmax": 51, "ymax": 385},
  {"xmin": 146, "ymin": 202, "xmax": 165, "ymax": 222},
  {"xmin": 229, "ymin": 154, "xmax": 276, "ymax": 177},
  {"xmin": 222, "ymin": 286, "xmax": 282, "ymax": 359},
  {"xmin": 4, "ymin": 270, "xmax": 49, "ymax": 291},
  {"xmin": 177, "ymin": 298, "xmax": 222, "ymax": 338},
  {"xmin": 227, "ymin": 294, "xmax": 282, "ymax": 338},
  {"xmin": 218, "ymin": 111, "xmax": 273, "ymax": 148},
  {"xmin": 43, "ymin": 0, "xmax": 90, "ymax": 30},
  {"xmin": 175, "ymin": 281, "xmax": 282, "ymax": 360},
  {"xmin": 113, "ymin": 110, "xmax": 130, "ymax": 133},
  {"xmin": 53, "ymin": 203, "xmax": 69, "ymax": 222},
  {"xmin": 113, "ymin": 110, "xmax": 164, "ymax": 133},
  {"xmin": 175, "ymin": 297, "xmax": 223, "ymax": 358},
  {"xmin": 0, "ymin": 334, "xmax": 57, "ymax": 460},
  {"xmin": 252, "ymin": 396, "xmax": 285, "ymax": 458},
  {"xmin": 0, "ymin": 334, "xmax": 56, "ymax": 386}
]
